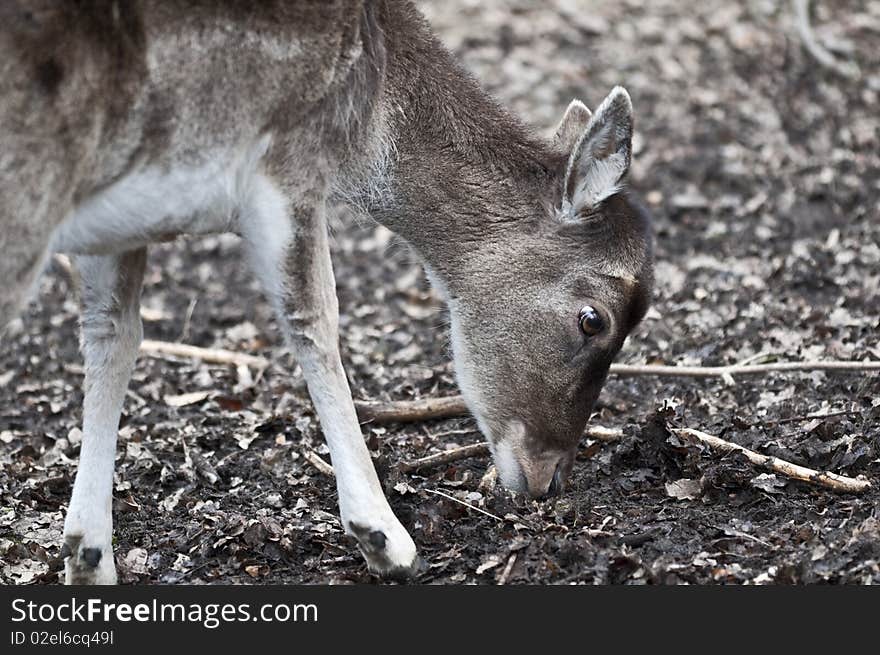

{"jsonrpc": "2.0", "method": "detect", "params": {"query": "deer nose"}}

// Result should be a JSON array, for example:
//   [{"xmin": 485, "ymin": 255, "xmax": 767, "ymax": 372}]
[{"xmin": 542, "ymin": 462, "xmax": 565, "ymax": 499}]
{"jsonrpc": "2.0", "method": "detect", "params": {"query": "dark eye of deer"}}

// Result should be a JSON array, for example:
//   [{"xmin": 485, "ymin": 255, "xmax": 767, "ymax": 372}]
[{"xmin": 578, "ymin": 305, "xmax": 604, "ymax": 336}]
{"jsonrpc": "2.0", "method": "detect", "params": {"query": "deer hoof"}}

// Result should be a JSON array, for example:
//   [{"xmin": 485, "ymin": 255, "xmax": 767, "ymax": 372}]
[
  {"xmin": 348, "ymin": 521, "xmax": 422, "ymax": 580},
  {"xmin": 62, "ymin": 534, "xmax": 117, "ymax": 585}
]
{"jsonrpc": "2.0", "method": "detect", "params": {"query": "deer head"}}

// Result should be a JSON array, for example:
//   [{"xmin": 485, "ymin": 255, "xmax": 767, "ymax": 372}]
[{"xmin": 435, "ymin": 87, "xmax": 654, "ymax": 497}]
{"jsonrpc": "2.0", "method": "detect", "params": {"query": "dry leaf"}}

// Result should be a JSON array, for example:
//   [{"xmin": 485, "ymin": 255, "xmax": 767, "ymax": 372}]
[
  {"xmin": 164, "ymin": 390, "xmax": 213, "ymax": 407},
  {"xmin": 665, "ymin": 478, "xmax": 703, "ymax": 500}
]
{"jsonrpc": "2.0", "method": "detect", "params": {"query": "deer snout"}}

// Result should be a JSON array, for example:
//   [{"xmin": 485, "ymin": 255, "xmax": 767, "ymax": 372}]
[
  {"xmin": 526, "ymin": 456, "xmax": 571, "ymax": 499},
  {"xmin": 520, "ymin": 455, "xmax": 569, "ymax": 499},
  {"xmin": 492, "ymin": 422, "xmax": 573, "ymax": 498},
  {"xmin": 546, "ymin": 464, "xmax": 565, "ymax": 498}
]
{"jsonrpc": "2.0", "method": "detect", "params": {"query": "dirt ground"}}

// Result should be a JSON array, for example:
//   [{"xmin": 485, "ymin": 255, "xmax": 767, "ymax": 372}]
[{"xmin": 2, "ymin": 0, "xmax": 879, "ymax": 585}]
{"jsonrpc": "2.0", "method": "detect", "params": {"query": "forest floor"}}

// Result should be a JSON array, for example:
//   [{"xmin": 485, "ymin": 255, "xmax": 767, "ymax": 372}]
[{"xmin": 2, "ymin": 0, "xmax": 879, "ymax": 584}]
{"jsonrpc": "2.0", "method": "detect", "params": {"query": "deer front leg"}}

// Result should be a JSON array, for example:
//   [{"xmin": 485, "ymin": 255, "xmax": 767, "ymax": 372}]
[
  {"xmin": 242, "ymin": 177, "xmax": 419, "ymax": 578},
  {"xmin": 63, "ymin": 249, "xmax": 146, "ymax": 584}
]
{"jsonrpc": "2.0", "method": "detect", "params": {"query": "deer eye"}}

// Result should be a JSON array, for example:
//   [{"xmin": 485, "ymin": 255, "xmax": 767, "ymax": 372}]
[{"xmin": 578, "ymin": 305, "xmax": 604, "ymax": 336}]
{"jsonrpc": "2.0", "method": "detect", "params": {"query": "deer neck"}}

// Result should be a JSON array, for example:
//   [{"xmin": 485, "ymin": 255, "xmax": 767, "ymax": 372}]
[{"xmin": 358, "ymin": 4, "xmax": 553, "ymax": 282}]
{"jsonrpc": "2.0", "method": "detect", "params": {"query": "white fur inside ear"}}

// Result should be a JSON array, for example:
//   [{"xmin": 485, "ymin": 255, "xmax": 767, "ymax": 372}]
[
  {"xmin": 569, "ymin": 151, "xmax": 627, "ymax": 210},
  {"xmin": 560, "ymin": 86, "xmax": 633, "ymax": 219}
]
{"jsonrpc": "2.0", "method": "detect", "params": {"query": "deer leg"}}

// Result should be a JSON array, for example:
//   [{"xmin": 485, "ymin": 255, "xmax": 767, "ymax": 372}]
[
  {"xmin": 241, "ymin": 176, "xmax": 419, "ymax": 578},
  {"xmin": 63, "ymin": 248, "xmax": 146, "ymax": 585}
]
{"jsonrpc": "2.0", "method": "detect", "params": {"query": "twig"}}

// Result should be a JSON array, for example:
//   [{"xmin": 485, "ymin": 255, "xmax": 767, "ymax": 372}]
[
  {"xmin": 139, "ymin": 339, "xmax": 269, "ymax": 369},
  {"xmin": 398, "ymin": 441, "xmax": 489, "ymax": 473},
  {"xmin": 674, "ymin": 427, "xmax": 872, "ymax": 494},
  {"xmin": 428, "ymin": 428, "xmax": 480, "ymax": 439},
  {"xmin": 423, "ymin": 488, "xmax": 504, "ymax": 522},
  {"xmin": 715, "ymin": 529, "xmax": 773, "ymax": 549},
  {"xmin": 303, "ymin": 450, "xmax": 335, "ymax": 477},
  {"xmin": 771, "ymin": 409, "xmax": 858, "ymax": 425},
  {"xmin": 357, "ymin": 360, "xmax": 880, "ymax": 423},
  {"xmin": 399, "ymin": 426, "xmax": 622, "ymax": 474},
  {"xmin": 400, "ymin": 443, "xmax": 489, "ymax": 473},
  {"xmin": 793, "ymin": 0, "xmax": 860, "ymax": 79},
  {"xmin": 179, "ymin": 296, "xmax": 198, "ymax": 343},
  {"xmin": 611, "ymin": 360, "xmax": 880, "ymax": 378},
  {"xmin": 497, "ymin": 553, "xmax": 517, "ymax": 585},
  {"xmin": 355, "ymin": 396, "xmax": 468, "ymax": 424},
  {"xmin": 585, "ymin": 426, "xmax": 624, "ymax": 442}
]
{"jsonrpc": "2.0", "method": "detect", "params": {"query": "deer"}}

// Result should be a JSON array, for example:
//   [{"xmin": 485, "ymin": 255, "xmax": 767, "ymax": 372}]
[{"xmin": 0, "ymin": 0, "xmax": 653, "ymax": 584}]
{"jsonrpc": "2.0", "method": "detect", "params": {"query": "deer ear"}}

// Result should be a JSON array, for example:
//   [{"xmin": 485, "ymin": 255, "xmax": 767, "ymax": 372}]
[
  {"xmin": 554, "ymin": 99, "xmax": 592, "ymax": 151},
  {"xmin": 561, "ymin": 86, "xmax": 633, "ymax": 218}
]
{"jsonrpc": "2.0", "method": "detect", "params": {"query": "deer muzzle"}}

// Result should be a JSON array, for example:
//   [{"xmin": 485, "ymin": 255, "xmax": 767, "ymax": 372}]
[{"xmin": 492, "ymin": 421, "xmax": 574, "ymax": 498}]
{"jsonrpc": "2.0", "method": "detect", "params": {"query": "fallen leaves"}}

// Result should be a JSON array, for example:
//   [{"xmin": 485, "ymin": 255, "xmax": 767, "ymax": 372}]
[
  {"xmin": 665, "ymin": 478, "xmax": 703, "ymax": 501},
  {"xmin": 164, "ymin": 390, "xmax": 214, "ymax": 408}
]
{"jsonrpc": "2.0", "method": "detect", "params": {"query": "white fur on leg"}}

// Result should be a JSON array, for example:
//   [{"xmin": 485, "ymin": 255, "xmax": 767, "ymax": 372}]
[
  {"xmin": 64, "ymin": 251, "xmax": 145, "ymax": 585},
  {"xmin": 296, "ymin": 348, "xmax": 417, "ymax": 574},
  {"xmin": 240, "ymin": 175, "xmax": 418, "ymax": 576}
]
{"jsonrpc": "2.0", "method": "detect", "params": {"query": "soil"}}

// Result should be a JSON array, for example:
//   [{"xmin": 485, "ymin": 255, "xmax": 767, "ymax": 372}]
[{"xmin": 2, "ymin": 0, "xmax": 879, "ymax": 585}]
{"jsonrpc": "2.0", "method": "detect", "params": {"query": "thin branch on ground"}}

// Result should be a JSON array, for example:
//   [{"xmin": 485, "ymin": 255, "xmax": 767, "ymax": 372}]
[
  {"xmin": 611, "ymin": 360, "xmax": 880, "ymax": 378},
  {"xmin": 770, "ymin": 409, "xmax": 859, "ymax": 425},
  {"xmin": 355, "ymin": 396, "xmax": 468, "ymax": 424},
  {"xmin": 674, "ymin": 427, "xmax": 872, "ymax": 493},
  {"xmin": 355, "ymin": 359, "xmax": 880, "ymax": 423},
  {"xmin": 397, "ymin": 421, "xmax": 872, "ymax": 493},
  {"xmin": 399, "ymin": 426, "xmax": 622, "ymax": 473},
  {"xmin": 400, "ymin": 443, "xmax": 490, "ymax": 473},
  {"xmin": 793, "ymin": 0, "xmax": 860, "ymax": 79},
  {"xmin": 428, "ymin": 428, "xmax": 481, "ymax": 439},
  {"xmin": 139, "ymin": 339, "xmax": 269, "ymax": 369},
  {"xmin": 497, "ymin": 553, "xmax": 518, "ymax": 585},
  {"xmin": 303, "ymin": 450, "xmax": 335, "ymax": 477},
  {"xmin": 423, "ymin": 488, "xmax": 504, "ymax": 522},
  {"xmin": 584, "ymin": 425, "xmax": 625, "ymax": 442}
]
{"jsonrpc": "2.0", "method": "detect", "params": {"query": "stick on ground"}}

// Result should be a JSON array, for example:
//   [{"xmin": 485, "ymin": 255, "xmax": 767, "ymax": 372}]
[
  {"xmin": 610, "ymin": 360, "xmax": 880, "ymax": 378},
  {"xmin": 674, "ymin": 427, "xmax": 872, "ymax": 494},
  {"xmin": 423, "ymin": 488, "xmax": 504, "ymax": 522},
  {"xmin": 398, "ymin": 426, "xmax": 622, "ymax": 473},
  {"xmin": 303, "ymin": 450, "xmax": 335, "ymax": 477},
  {"xmin": 357, "ymin": 359, "xmax": 880, "ymax": 424},
  {"xmin": 355, "ymin": 396, "xmax": 469, "ymax": 424},
  {"xmin": 139, "ymin": 339, "xmax": 269, "ymax": 369},
  {"xmin": 397, "ymin": 423, "xmax": 872, "ymax": 494},
  {"xmin": 400, "ymin": 443, "xmax": 489, "ymax": 473}
]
